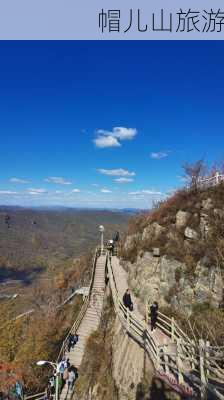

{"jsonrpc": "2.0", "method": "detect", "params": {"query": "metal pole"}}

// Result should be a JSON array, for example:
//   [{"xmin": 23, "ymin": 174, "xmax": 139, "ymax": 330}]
[
  {"xmin": 101, "ymin": 231, "xmax": 104, "ymax": 253},
  {"xmin": 55, "ymin": 373, "xmax": 59, "ymax": 400}
]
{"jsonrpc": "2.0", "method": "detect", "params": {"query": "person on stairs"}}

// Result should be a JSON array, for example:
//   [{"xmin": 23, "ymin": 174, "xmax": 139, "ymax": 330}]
[
  {"xmin": 67, "ymin": 368, "xmax": 76, "ymax": 391},
  {"xmin": 123, "ymin": 288, "xmax": 133, "ymax": 311},
  {"xmin": 67, "ymin": 333, "xmax": 79, "ymax": 352},
  {"xmin": 150, "ymin": 301, "xmax": 158, "ymax": 331}
]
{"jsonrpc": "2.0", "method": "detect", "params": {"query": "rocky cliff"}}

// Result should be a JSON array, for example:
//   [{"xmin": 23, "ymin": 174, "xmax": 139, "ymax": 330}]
[{"xmin": 121, "ymin": 185, "xmax": 224, "ymax": 343}]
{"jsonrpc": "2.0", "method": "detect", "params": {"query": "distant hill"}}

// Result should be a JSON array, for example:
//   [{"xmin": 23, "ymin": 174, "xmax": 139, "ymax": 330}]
[{"xmin": 0, "ymin": 207, "xmax": 130, "ymax": 271}]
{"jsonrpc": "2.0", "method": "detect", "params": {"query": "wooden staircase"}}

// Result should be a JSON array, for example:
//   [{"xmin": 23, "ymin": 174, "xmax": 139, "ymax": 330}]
[{"xmin": 60, "ymin": 254, "xmax": 106, "ymax": 400}]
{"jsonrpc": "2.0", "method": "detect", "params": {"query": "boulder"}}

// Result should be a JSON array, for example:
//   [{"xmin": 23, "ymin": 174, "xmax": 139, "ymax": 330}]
[
  {"xmin": 179, "ymin": 286, "xmax": 195, "ymax": 306},
  {"xmin": 200, "ymin": 213, "xmax": 210, "ymax": 238},
  {"xmin": 142, "ymin": 222, "xmax": 165, "ymax": 242},
  {"xmin": 194, "ymin": 284, "xmax": 210, "ymax": 303},
  {"xmin": 123, "ymin": 233, "xmax": 140, "ymax": 252},
  {"xmin": 195, "ymin": 260, "xmax": 223, "ymax": 307},
  {"xmin": 214, "ymin": 208, "xmax": 224, "ymax": 218},
  {"xmin": 153, "ymin": 247, "xmax": 160, "ymax": 257},
  {"xmin": 175, "ymin": 210, "xmax": 190, "ymax": 229},
  {"xmin": 184, "ymin": 226, "xmax": 198, "ymax": 240},
  {"xmin": 202, "ymin": 198, "xmax": 213, "ymax": 210}
]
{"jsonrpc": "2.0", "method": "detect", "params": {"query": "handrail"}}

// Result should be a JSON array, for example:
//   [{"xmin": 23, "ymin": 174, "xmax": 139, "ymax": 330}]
[
  {"xmin": 24, "ymin": 392, "xmax": 46, "ymax": 400},
  {"xmin": 57, "ymin": 248, "xmax": 99, "ymax": 362},
  {"xmin": 108, "ymin": 254, "xmax": 224, "ymax": 398},
  {"xmin": 26, "ymin": 248, "xmax": 223, "ymax": 400},
  {"xmin": 192, "ymin": 172, "xmax": 224, "ymax": 190}
]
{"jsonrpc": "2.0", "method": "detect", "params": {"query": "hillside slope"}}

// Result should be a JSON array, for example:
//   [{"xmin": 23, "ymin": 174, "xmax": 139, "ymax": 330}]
[
  {"xmin": 0, "ymin": 207, "xmax": 130, "ymax": 271},
  {"xmin": 121, "ymin": 184, "xmax": 224, "ymax": 344}
]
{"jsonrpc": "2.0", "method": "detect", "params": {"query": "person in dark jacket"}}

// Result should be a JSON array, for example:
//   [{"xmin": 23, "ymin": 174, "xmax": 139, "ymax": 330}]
[
  {"xmin": 150, "ymin": 301, "xmax": 158, "ymax": 331},
  {"xmin": 123, "ymin": 289, "xmax": 133, "ymax": 311}
]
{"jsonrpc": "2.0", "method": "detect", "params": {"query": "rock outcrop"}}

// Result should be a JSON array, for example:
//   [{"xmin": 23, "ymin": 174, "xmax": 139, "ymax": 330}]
[
  {"xmin": 184, "ymin": 226, "xmax": 198, "ymax": 240},
  {"xmin": 142, "ymin": 222, "xmax": 165, "ymax": 242},
  {"xmin": 175, "ymin": 210, "xmax": 190, "ymax": 230},
  {"xmin": 124, "ymin": 250, "xmax": 224, "ymax": 315}
]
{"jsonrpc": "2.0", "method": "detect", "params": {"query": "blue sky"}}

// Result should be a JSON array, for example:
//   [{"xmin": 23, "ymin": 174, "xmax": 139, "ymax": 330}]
[{"xmin": 0, "ymin": 41, "xmax": 224, "ymax": 209}]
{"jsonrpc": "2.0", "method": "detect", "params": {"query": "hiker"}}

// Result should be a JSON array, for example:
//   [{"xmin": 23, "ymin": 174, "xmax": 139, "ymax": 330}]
[
  {"xmin": 57, "ymin": 373, "xmax": 63, "ymax": 394},
  {"xmin": 70, "ymin": 365, "xmax": 78, "ymax": 380},
  {"xmin": 66, "ymin": 358, "xmax": 70, "ymax": 369},
  {"xmin": 67, "ymin": 368, "xmax": 76, "ymax": 391},
  {"xmin": 63, "ymin": 366, "xmax": 69, "ymax": 384},
  {"xmin": 49, "ymin": 376, "xmax": 55, "ymax": 396},
  {"xmin": 67, "ymin": 333, "xmax": 78, "ymax": 352},
  {"xmin": 113, "ymin": 231, "xmax": 119, "ymax": 242},
  {"xmin": 74, "ymin": 334, "xmax": 79, "ymax": 344},
  {"xmin": 46, "ymin": 384, "xmax": 52, "ymax": 400},
  {"xmin": 123, "ymin": 289, "xmax": 133, "ymax": 311},
  {"xmin": 150, "ymin": 301, "xmax": 159, "ymax": 331},
  {"xmin": 107, "ymin": 240, "xmax": 114, "ymax": 255},
  {"xmin": 67, "ymin": 334, "xmax": 73, "ymax": 352},
  {"xmin": 57, "ymin": 358, "xmax": 66, "ymax": 379}
]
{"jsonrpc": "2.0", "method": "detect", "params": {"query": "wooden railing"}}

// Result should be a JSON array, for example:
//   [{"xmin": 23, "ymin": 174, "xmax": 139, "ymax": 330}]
[
  {"xmin": 151, "ymin": 308, "xmax": 224, "ymax": 392},
  {"xmin": 57, "ymin": 248, "xmax": 100, "ymax": 362},
  {"xmin": 24, "ymin": 247, "xmax": 224, "ymax": 400},
  {"xmin": 108, "ymin": 254, "xmax": 224, "ymax": 399},
  {"xmin": 24, "ymin": 392, "xmax": 46, "ymax": 400},
  {"xmin": 198, "ymin": 172, "xmax": 224, "ymax": 188}
]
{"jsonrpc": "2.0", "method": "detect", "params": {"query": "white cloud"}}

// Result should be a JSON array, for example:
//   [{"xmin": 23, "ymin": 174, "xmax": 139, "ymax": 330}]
[
  {"xmin": 100, "ymin": 188, "xmax": 112, "ymax": 193},
  {"xmin": 72, "ymin": 189, "xmax": 80, "ymax": 193},
  {"xmin": 114, "ymin": 177, "xmax": 134, "ymax": 183},
  {"xmin": 0, "ymin": 190, "xmax": 18, "ymax": 195},
  {"xmin": 92, "ymin": 183, "xmax": 99, "ymax": 187},
  {"xmin": 10, "ymin": 177, "xmax": 29, "ymax": 184},
  {"xmin": 94, "ymin": 127, "xmax": 137, "ymax": 148},
  {"xmin": 98, "ymin": 127, "xmax": 137, "ymax": 141},
  {"xmin": 94, "ymin": 135, "xmax": 120, "ymax": 148},
  {"xmin": 97, "ymin": 168, "xmax": 135, "ymax": 177},
  {"xmin": 45, "ymin": 177, "xmax": 72, "ymax": 185},
  {"xmin": 150, "ymin": 151, "xmax": 169, "ymax": 159},
  {"xmin": 142, "ymin": 190, "xmax": 163, "ymax": 195},
  {"xmin": 129, "ymin": 190, "xmax": 164, "ymax": 196},
  {"xmin": 28, "ymin": 188, "xmax": 48, "ymax": 195}
]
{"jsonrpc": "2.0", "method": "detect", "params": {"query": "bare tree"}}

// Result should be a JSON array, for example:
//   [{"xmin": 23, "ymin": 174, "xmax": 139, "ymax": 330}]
[{"xmin": 182, "ymin": 159, "xmax": 206, "ymax": 192}]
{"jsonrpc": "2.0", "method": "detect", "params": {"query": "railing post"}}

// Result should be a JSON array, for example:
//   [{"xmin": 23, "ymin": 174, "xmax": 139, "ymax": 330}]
[
  {"xmin": 191, "ymin": 339, "xmax": 196, "ymax": 370},
  {"xmin": 127, "ymin": 308, "xmax": 130, "ymax": 332},
  {"xmin": 177, "ymin": 338, "xmax": 184, "ymax": 385},
  {"xmin": 171, "ymin": 317, "xmax": 175, "ymax": 341},
  {"xmin": 205, "ymin": 340, "xmax": 210, "ymax": 382},
  {"xmin": 163, "ymin": 346, "xmax": 170, "ymax": 375},
  {"xmin": 156, "ymin": 347, "xmax": 160, "ymax": 370},
  {"xmin": 199, "ymin": 339, "xmax": 207, "ymax": 399},
  {"xmin": 215, "ymin": 171, "xmax": 220, "ymax": 185},
  {"xmin": 145, "ymin": 303, "xmax": 148, "ymax": 324}
]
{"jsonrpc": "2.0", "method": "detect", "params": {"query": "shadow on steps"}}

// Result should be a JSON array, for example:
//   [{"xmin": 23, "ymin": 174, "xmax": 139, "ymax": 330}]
[{"xmin": 136, "ymin": 377, "xmax": 187, "ymax": 400}]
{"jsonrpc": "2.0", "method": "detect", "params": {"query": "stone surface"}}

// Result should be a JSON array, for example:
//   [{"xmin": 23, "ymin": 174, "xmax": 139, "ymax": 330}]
[
  {"xmin": 199, "ymin": 213, "xmax": 210, "ymax": 238},
  {"xmin": 214, "ymin": 208, "xmax": 224, "ymax": 218},
  {"xmin": 142, "ymin": 222, "xmax": 165, "ymax": 242},
  {"xmin": 123, "ymin": 233, "xmax": 140, "ymax": 253},
  {"xmin": 184, "ymin": 226, "xmax": 198, "ymax": 240},
  {"xmin": 202, "ymin": 198, "xmax": 213, "ymax": 210},
  {"xmin": 175, "ymin": 210, "xmax": 190, "ymax": 230},
  {"xmin": 124, "ymin": 248, "xmax": 224, "ymax": 314}
]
